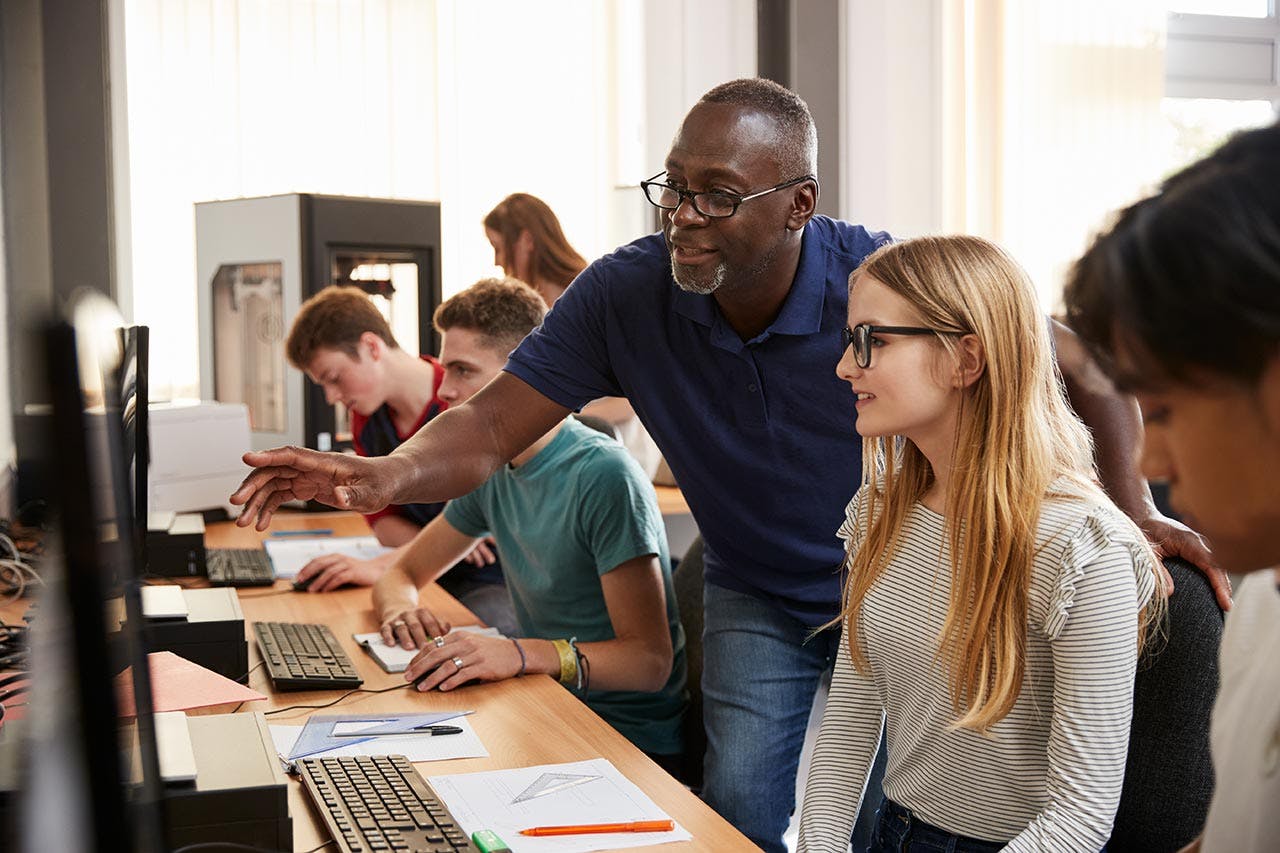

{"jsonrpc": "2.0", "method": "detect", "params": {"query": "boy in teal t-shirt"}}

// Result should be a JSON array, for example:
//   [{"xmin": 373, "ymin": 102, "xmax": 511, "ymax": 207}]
[{"xmin": 371, "ymin": 277, "xmax": 686, "ymax": 760}]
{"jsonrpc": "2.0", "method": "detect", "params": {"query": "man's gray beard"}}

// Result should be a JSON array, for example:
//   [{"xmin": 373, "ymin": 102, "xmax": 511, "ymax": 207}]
[{"xmin": 671, "ymin": 259, "xmax": 727, "ymax": 295}]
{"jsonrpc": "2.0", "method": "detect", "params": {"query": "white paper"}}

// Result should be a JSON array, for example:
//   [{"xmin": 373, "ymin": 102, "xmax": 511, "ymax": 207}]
[
  {"xmin": 262, "ymin": 535, "xmax": 392, "ymax": 579},
  {"xmin": 353, "ymin": 625, "xmax": 505, "ymax": 673},
  {"xmin": 427, "ymin": 759, "xmax": 690, "ymax": 853},
  {"xmin": 270, "ymin": 714, "xmax": 489, "ymax": 762}
]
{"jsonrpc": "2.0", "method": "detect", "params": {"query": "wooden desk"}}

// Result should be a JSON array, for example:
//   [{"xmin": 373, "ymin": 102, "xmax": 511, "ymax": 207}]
[
  {"xmin": 653, "ymin": 485, "xmax": 689, "ymax": 517},
  {"xmin": 207, "ymin": 513, "xmax": 752, "ymax": 852}
]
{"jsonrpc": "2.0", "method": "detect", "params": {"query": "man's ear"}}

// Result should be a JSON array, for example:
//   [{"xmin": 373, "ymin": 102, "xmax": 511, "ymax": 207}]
[
  {"xmin": 786, "ymin": 178, "xmax": 820, "ymax": 231},
  {"xmin": 954, "ymin": 334, "xmax": 986, "ymax": 389},
  {"xmin": 359, "ymin": 331, "xmax": 387, "ymax": 362}
]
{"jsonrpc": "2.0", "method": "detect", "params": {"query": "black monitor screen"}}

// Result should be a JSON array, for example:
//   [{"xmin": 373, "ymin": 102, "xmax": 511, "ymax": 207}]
[
  {"xmin": 37, "ymin": 292, "xmax": 164, "ymax": 851},
  {"xmin": 119, "ymin": 325, "xmax": 150, "ymax": 570}
]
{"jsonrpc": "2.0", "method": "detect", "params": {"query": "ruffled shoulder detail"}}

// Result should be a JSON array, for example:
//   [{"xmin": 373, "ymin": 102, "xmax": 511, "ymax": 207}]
[
  {"xmin": 835, "ymin": 482, "xmax": 877, "ymax": 553},
  {"xmin": 1042, "ymin": 502, "xmax": 1158, "ymax": 640}
]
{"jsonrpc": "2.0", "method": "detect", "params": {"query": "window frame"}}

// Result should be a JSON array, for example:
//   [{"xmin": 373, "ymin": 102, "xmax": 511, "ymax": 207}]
[{"xmin": 1166, "ymin": 5, "xmax": 1280, "ymax": 107}]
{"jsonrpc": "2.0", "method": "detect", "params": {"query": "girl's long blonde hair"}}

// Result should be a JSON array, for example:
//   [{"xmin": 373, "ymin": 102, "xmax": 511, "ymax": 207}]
[{"xmin": 840, "ymin": 235, "xmax": 1159, "ymax": 733}]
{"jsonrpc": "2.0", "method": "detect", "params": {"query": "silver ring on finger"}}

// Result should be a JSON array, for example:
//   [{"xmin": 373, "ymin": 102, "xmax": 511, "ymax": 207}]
[
  {"xmin": 451, "ymin": 656, "xmax": 465, "ymax": 671},
  {"xmin": 392, "ymin": 621, "xmax": 407, "ymax": 629},
  {"xmin": 433, "ymin": 635, "xmax": 446, "ymax": 648}
]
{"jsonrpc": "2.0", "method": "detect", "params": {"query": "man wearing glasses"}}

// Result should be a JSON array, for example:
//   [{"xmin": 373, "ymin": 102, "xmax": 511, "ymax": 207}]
[{"xmin": 234, "ymin": 78, "xmax": 1223, "ymax": 852}]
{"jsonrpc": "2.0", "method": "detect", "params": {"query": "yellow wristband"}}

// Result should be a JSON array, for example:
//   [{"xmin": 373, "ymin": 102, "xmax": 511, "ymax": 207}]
[{"xmin": 552, "ymin": 639, "xmax": 577, "ymax": 686}]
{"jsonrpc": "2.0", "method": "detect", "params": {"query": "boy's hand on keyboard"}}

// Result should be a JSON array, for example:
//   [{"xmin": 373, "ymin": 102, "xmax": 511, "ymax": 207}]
[
  {"xmin": 296, "ymin": 553, "xmax": 388, "ymax": 593},
  {"xmin": 404, "ymin": 631, "xmax": 521, "ymax": 692},
  {"xmin": 380, "ymin": 606, "xmax": 450, "ymax": 650}
]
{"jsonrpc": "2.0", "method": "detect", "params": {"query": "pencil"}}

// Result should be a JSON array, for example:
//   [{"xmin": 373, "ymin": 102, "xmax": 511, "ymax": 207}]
[{"xmin": 518, "ymin": 820, "xmax": 674, "ymax": 836}]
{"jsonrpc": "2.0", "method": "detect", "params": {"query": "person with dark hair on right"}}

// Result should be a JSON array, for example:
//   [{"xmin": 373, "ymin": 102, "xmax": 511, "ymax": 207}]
[{"xmin": 1064, "ymin": 121, "xmax": 1280, "ymax": 853}]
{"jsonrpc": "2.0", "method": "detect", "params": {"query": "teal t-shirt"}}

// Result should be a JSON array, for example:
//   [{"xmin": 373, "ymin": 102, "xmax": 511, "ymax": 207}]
[{"xmin": 443, "ymin": 418, "xmax": 687, "ymax": 755}]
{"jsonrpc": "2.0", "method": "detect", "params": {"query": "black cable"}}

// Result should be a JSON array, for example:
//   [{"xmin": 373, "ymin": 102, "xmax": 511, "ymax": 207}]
[
  {"xmin": 237, "ymin": 659, "xmax": 265, "ymax": 683},
  {"xmin": 0, "ymin": 624, "xmax": 29, "ymax": 646},
  {"xmin": 0, "ymin": 683, "xmax": 32, "ymax": 723},
  {"xmin": 262, "ymin": 682, "xmax": 413, "ymax": 717},
  {"xmin": 169, "ymin": 839, "xmax": 334, "ymax": 853},
  {"xmin": 0, "ymin": 684, "xmax": 30, "ymax": 703},
  {"xmin": 0, "ymin": 672, "xmax": 30, "ymax": 690},
  {"xmin": 225, "ymin": 661, "xmax": 267, "ymax": 714}
]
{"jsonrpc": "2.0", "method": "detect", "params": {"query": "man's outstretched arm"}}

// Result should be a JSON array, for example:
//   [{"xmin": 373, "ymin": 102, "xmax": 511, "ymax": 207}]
[
  {"xmin": 230, "ymin": 372, "xmax": 571, "ymax": 529},
  {"xmin": 1052, "ymin": 319, "xmax": 1231, "ymax": 610}
]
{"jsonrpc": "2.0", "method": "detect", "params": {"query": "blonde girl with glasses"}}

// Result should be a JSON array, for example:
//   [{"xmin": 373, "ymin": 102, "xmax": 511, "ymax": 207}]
[{"xmin": 798, "ymin": 235, "xmax": 1164, "ymax": 853}]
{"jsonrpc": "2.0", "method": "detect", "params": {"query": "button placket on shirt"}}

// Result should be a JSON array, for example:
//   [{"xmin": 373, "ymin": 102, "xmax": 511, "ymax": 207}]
[{"xmin": 734, "ymin": 345, "xmax": 768, "ymax": 429}]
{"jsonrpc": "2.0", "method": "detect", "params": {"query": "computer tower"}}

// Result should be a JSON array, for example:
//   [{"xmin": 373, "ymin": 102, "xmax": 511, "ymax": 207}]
[{"xmin": 194, "ymin": 193, "xmax": 443, "ymax": 452}]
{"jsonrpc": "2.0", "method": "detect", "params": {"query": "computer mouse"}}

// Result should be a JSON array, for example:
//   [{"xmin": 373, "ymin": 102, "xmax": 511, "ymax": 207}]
[{"xmin": 291, "ymin": 577, "xmax": 313, "ymax": 592}]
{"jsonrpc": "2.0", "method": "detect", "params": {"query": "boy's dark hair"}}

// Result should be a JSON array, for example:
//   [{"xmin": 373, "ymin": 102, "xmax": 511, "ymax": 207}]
[
  {"xmin": 433, "ymin": 277, "xmax": 547, "ymax": 355},
  {"xmin": 1064, "ymin": 121, "xmax": 1280, "ymax": 388},
  {"xmin": 286, "ymin": 285, "xmax": 398, "ymax": 368}
]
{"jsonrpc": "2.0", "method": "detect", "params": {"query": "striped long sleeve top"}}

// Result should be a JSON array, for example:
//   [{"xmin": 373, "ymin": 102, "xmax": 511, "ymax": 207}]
[{"xmin": 798, "ymin": 487, "xmax": 1157, "ymax": 852}]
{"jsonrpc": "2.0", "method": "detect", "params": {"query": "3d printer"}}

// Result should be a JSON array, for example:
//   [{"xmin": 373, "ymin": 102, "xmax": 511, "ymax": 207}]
[{"xmin": 195, "ymin": 194, "xmax": 442, "ymax": 452}]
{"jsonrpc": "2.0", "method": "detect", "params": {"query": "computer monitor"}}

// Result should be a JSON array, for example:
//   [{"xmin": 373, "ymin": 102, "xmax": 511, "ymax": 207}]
[
  {"xmin": 119, "ymin": 325, "xmax": 151, "ymax": 569},
  {"xmin": 33, "ymin": 293, "xmax": 164, "ymax": 852}
]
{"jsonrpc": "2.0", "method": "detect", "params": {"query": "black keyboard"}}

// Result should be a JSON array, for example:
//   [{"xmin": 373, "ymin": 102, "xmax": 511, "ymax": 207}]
[
  {"xmin": 252, "ymin": 621, "xmax": 363, "ymax": 691},
  {"xmin": 206, "ymin": 547, "xmax": 276, "ymax": 586},
  {"xmin": 296, "ymin": 755, "xmax": 474, "ymax": 853}
]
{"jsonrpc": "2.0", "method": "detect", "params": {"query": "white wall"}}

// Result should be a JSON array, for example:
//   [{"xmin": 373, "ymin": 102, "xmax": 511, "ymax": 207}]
[
  {"xmin": 642, "ymin": 0, "xmax": 758, "ymax": 176},
  {"xmin": 840, "ymin": 0, "xmax": 945, "ymax": 237}
]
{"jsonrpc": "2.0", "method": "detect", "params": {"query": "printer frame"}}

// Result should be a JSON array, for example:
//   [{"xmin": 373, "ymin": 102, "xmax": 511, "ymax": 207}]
[{"xmin": 195, "ymin": 193, "xmax": 443, "ymax": 453}]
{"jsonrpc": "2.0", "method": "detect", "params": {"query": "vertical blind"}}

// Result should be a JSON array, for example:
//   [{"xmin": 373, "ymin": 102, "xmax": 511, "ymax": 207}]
[{"xmin": 944, "ymin": 0, "xmax": 1170, "ymax": 311}]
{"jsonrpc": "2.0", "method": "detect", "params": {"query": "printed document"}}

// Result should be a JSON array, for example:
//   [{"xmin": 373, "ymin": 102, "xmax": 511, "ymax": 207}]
[
  {"xmin": 428, "ymin": 758, "xmax": 690, "ymax": 853},
  {"xmin": 262, "ymin": 535, "xmax": 391, "ymax": 579}
]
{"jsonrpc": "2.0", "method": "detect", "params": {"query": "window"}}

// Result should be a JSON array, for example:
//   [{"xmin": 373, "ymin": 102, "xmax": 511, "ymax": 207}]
[
  {"xmin": 118, "ymin": 0, "xmax": 648, "ymax": 401},
  {"xmin": 1164, "ymin": 5, "xmax": 1279, "ymax": 171},
  {"xmin": 1161, "ymin": 97, "xmax": 1278, "ymax": 174},
  {"xmin": 1169, "ymin": 1, "xmax": 1272, "ymax": 18}
]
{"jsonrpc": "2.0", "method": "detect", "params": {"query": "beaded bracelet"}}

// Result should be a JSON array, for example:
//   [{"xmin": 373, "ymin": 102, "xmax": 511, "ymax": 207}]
[
  {"xmin": 568, "ymin": 637, "xmax": 590, "ymax": 697},
  {"xmin": 511, "ymin": 638, "xmax": 527, "ymax": 676}
]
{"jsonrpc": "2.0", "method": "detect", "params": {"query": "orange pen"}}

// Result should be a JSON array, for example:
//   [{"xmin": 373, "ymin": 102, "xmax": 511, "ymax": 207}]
[{"xmin": 518, "ymin": 819, "xmax": 675, "ymax": 837}]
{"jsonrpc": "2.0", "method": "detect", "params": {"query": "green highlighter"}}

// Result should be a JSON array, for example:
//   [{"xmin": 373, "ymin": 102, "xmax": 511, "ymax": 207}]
[{"xmin": 471, "ymin": 829, "xmax": 512, "ymax": 853}]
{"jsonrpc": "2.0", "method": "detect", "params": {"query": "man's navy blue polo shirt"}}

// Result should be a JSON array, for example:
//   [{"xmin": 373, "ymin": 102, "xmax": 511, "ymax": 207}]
[{"xmin": 505, "ymin": 215, "xmax": 890, "ymax": 627}]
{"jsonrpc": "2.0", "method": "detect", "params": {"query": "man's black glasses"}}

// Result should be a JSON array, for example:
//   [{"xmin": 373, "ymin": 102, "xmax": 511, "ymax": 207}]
[
  {"xmin": 842, "ymin": 323, "xmax": 958, "ymax": 369},
  {"xmin": 640, "ymin": 172, "xmax": 815, "ymax": 219}
]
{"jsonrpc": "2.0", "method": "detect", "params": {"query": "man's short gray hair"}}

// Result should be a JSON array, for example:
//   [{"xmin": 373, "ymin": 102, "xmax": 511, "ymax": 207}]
[{"xmin": 699, "ymin": 78, "xmax": 818, "ymax": 179}]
